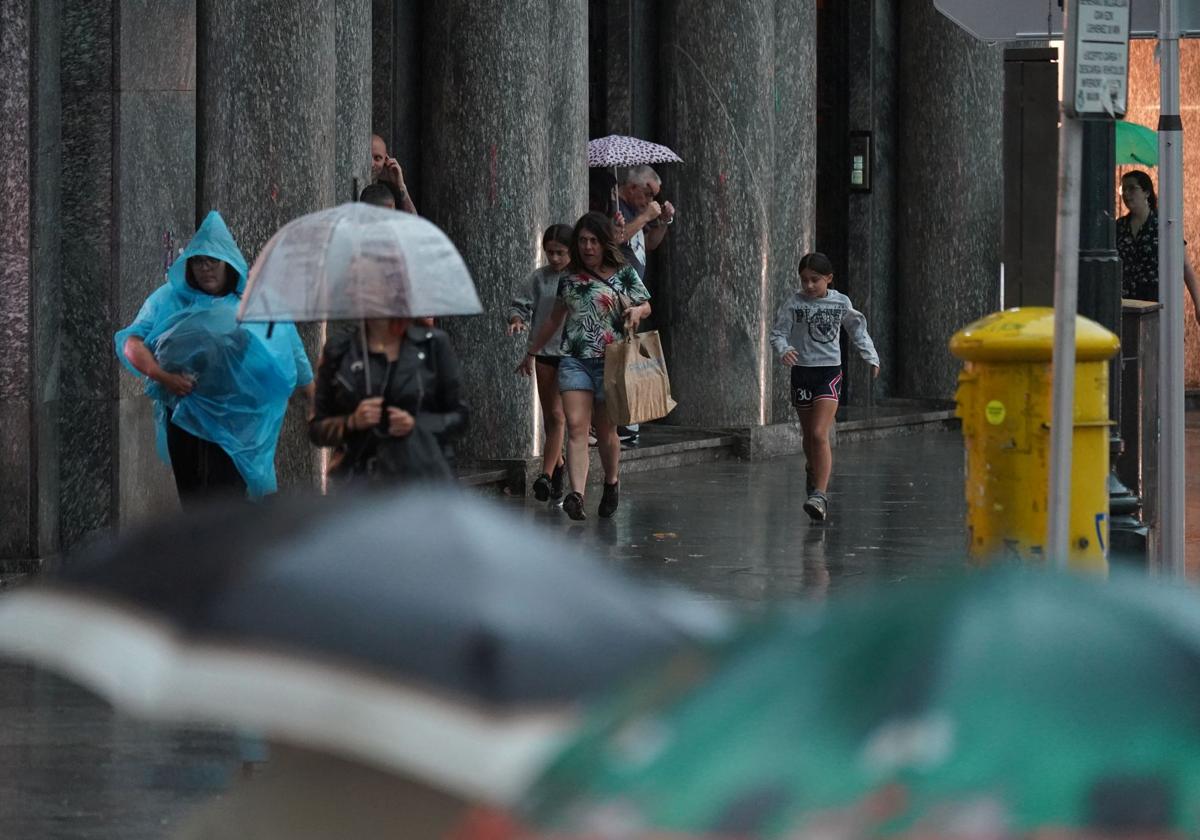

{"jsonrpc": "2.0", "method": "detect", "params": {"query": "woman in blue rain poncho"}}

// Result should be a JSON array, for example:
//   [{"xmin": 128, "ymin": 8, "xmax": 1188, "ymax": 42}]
[{"xmin": 116, "ymin": 211, "xmax": 313, "ymax": 507}]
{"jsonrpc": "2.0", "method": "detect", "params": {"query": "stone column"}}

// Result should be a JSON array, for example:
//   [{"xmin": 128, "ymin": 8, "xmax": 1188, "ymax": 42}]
[
  {"xmin": 547, "ymin": 0, "xmax": 589, "ymax": 225},
  {"xmin": 659, "ymin": 0, "xmax": 816, "ymax": 428},
  {"xmin": 897, "ymin": 2, "xmax": 1004, "ymax": 400},
  {"xmin": 768, "ymin": 0, "xmax": 818, "ymax": 422},
  {"xmin": 423, "ymin": 0, "xmax": 587, "ymax": 461},
  {"xmin": 337, "ymin": 0, "xmax": 373, "ymax": 203},
  {"xmin": 371, "ymin": 0, "xmax": 423, "ymax": 201},
  {"xmin": 112, "ymin": 1, "xmax": 198, "ymax": 532},
  {"xmin": 198, "ymin": 0, "xmax": 340, "ymax": 490},
  {"xmin": 0, "ymin": 0, "xmax": 61, "ymax": 566},
  {"xmin": 843, "ymin": 0, "xmax": 899, "ymax": 407},
  {"xmin": 59, "ymin": 0, "xmax": 116, "ymax": 545}
]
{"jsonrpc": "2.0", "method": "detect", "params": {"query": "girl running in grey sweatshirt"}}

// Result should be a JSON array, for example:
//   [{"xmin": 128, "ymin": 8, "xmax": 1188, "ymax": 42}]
[{"xmin": 769, "ymin": 252, "xmax": 880, "ymax": 522}]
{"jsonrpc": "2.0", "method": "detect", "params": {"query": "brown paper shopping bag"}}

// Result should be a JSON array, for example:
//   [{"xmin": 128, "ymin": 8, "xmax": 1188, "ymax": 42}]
[{"xmin": 603, "ymin": 331, "xmax": 677, "ymax": 425}]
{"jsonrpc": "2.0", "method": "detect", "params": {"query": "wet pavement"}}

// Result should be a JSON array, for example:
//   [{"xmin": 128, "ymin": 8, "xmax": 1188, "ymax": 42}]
[
  {"xmin": 5, "ymin": 423, "xmax": 1200, "ymax": 837},
  {"xmin": 515, "ymin": 428, "xmax": 970, "ymax": 603}
]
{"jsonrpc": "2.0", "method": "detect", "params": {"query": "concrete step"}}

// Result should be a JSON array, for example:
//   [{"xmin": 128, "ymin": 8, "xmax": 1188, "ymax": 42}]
[
  {"xmin": 460, "ymin": 406, "xmax": 957, "ymax": 495},
  {"xmin": 836, "ymin": 407, "xmax": 959, "ymax": 444},
  {"xmin": 727, "ymin": 403, "xmax": 960, "ymax": 459},
  {"xmin": 459, "ymin": 426, "xmax": 740, "ymax": 495}
]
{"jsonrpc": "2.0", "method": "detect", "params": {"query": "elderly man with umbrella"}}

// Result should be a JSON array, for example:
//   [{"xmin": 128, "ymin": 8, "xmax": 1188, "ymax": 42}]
[{"xmin": 588, "ymin": 136, "xmax": 682, "ymax": 446}]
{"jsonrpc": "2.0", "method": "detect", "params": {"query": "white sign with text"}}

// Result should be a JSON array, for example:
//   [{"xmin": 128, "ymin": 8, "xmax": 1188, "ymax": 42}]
[{"xmin": 1067, "ymin": 0, "xmax": 1130, "ymax": 118}]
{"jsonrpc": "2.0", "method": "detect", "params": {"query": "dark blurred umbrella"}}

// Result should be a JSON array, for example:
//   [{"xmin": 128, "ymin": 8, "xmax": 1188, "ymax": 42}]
[
  {"xmin": 237, "ymin": 202, "xmax": 483, "ymax": 323},
  {"xmin": 0, "ymin": 490, "xmax": 722, "ymax": 804},
  {"xmin": 519, "ymin": 570, "xmax": 1200, "ymax": 837}
]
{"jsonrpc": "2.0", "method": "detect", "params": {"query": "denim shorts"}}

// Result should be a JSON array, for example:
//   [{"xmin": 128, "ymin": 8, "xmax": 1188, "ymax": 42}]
[{"xmin": 558, "ymin": 356, "xmax": 606, "ymax": 400}]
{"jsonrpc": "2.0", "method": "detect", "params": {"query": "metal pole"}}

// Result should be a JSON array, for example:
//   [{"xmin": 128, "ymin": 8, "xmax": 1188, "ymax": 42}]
[
  {"xmin": 1158, "ymin": 0, "xmax": 1186, "ymax": 576},
  {"xmin": 1048, "ymin": 1, "xmax": 1083, "ymax": 568}
]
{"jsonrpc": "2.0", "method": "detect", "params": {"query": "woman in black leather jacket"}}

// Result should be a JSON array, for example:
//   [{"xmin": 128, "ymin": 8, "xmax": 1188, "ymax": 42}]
[{"xmin": 308, "ymin": 318, "xmax": 468, "ymax": 486}]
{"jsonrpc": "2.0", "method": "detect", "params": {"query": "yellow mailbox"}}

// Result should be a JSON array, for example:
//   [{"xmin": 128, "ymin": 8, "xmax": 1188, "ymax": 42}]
[{"xmin": 949, "ymin": 308, "xmax": 1120, "ymax": 572}]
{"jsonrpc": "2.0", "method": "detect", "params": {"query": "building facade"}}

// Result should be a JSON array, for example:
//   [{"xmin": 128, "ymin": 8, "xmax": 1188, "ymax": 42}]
[{"xmin": 3, "ymin": 0, "xmax": 1014, "ymax": 564}]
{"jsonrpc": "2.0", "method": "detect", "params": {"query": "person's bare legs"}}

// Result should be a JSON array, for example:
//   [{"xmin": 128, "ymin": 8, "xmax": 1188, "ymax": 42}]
[
  {"xmin": 535, "ymin": 360, "xmax": 565, "ymax": 477},
  {"xmin": 799, "ymin": 399, "xmax": 838, "ymax": 492},
  {"xmin": 797, "ymin": 407, "xmax": 814, "ymax": 479},
  {"xmin": 593, "ymin": 405, "xmax": 620, "ymax": 484},
  {"xmin": 561, "ymin": 390, "xmax": 595, "ymax": 495}
]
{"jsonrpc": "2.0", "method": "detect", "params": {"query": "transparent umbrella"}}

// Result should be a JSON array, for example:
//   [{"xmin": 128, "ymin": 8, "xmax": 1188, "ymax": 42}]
[{"xmin": 236, "ymin": 202, "xmax": 483, "ymax": 324}]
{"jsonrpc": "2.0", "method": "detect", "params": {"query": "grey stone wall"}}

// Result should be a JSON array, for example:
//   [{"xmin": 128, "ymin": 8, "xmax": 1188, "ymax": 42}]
[
  {"xmin": 59, "ymin": 0, "xmax": 117, "ymax": 546},
  {"xmin": 658, "ymin": 0, "xmax": 817, "ymax": 428},
  {"xmin": 1, "ymin": 0, "xmax": 61, "ymax": 564},
  {"xmin": 422, "ymin": 0, "xmax": 587, "ymax": 461},
  {"xmin": 197, "ymin": 0, "xmax": 341, "ymax": 491},
  {"xmin": 548, "ymin": 0, "xmax": 589, "ymax": 227},
  {"xmin": 337, "ymin": 0, "xmax": 373, "ymax": 204},
  {"xmin": 769, "ymin": 0, "xmax": 819, "ymax": 421},
  {"xmin": 372, "ymin": 0, "xmax": 422, "ymax": 201},
  {"xmin": 844, "ymin": 0, "xmax": 899, "ymax": 405},
  {"xmin": 897, "ymin": 1, "xmax": 1005, "ymax": 400},
  {"xmin": 113, "ymin": 1, "xmax": 197, "ymax": 530}
]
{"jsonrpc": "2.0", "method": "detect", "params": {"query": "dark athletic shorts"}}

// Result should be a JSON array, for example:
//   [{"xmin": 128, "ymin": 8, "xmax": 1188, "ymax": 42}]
[
  {"xmin": 790, "ymin": 365, "xmax": 843, "ymax": 410},
  {"xmin": 534, "ymin": 355, "xmax": 561, "ymax": 369}
]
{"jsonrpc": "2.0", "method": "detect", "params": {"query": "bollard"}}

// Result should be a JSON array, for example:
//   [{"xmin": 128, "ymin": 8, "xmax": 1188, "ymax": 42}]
[{"xmin": 950, "ymin": 308, "xmax": 1120, "ymax": 572}]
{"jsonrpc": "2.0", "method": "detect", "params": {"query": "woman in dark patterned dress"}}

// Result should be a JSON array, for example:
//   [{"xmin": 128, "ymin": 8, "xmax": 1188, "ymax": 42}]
[{"xmin": 1117, "ymin": 170, "xmax": 1200, "ymax": 321}]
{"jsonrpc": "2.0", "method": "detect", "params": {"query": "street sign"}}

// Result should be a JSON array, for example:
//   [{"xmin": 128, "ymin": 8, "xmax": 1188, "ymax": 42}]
[
  {"xmin": 934, "ymin": 0, "xmax": 1200, "ymax": 41},
  {"xmin": 1065, "ymin": 0, "xmax": 1130, "ymax": 118}
]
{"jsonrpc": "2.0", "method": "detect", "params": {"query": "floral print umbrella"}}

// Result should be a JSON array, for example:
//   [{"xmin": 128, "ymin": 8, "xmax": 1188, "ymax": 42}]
[{"xmin": 586, "ymin": 135, "xmax": 683, "ymax": 168}]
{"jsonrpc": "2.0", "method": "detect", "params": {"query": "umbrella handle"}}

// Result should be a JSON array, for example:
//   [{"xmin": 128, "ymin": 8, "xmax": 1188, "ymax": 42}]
[
  {"xmin": 611, "ymin": 164, "xmax": 619, "ymax": 219},
  {"xmin": 360, "ymin": 320, "xmax": 373, "ymax": 395}
]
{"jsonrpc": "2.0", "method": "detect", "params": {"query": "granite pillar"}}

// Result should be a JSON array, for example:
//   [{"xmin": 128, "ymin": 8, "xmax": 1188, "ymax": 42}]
[
  {"xmin": 198, "ymin": 0, "xmax": 339, "ymax": 491},
  {"xmin": 371, "ymin": 0, "xmax": 422, "ymax": 202},
  {"xmin": 59, "ymin": 0, "xmax": 116, "ymax": 546},
  {"xmin": 659, "ymin": 0, "xmax": 816, "ymax": 428},
  {"xmin": 422, "ymin": 0, "xmax": 586, "ymax": 461},
  {"xmin": 337, "ymin": 0, "xmax": 372, "ymax": 203},
  {"xmin": 769, "ymin": 0, "xmax": 819, "ymax": 421},
  {"xmin": 112, "ymin": 1, "xmax": 199, "ymax": 530},
  {"xmin": 547, "ymin": 0, "xmax": 589, "ymax": 226},
  {"xmin": 896, "ymin": 1, "xmax": 1004, "ymax": 400},
  {"xmin": 0, "ymin": 0, "xmax": 61, "ymax": 565},
  {"xmin": 844, "ymin": 0, "xmax": 899, "ymax": 406}
]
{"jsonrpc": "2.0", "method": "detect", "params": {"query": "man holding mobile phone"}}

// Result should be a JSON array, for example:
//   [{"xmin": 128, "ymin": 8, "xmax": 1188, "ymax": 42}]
[{"xmin": 370, "ymin": 133, "xmax": 418, "ymax": 215}]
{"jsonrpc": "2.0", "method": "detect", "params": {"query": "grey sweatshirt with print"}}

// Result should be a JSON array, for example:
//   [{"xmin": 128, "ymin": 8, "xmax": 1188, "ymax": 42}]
[
  {"xmin": 768, "ymin": 289, "xmax": 879, "ymax": 368},
  {"xmin": 508, "ymin": 265, "xmax": 566, "ymax": 357}
]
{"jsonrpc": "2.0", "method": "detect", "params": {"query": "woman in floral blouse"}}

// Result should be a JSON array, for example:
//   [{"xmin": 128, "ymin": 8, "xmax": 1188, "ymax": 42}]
[
  {"xmin": 1117, "ymin": 170, "xmax": 1200, "ymax": 321},
  {"xmin": 524, "ymin": 212, "xmax": 651, "ymax": 521}
]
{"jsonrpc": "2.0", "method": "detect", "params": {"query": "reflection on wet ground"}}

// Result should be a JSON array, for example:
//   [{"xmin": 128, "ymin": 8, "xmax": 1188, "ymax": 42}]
[
  {"xmin": 516, "ymin": 429, "xmax": 970, "ymax": 603},
  {"xmin": 0, "ymin": 663, "xmax": 238, "ymax": 839},
  {"xmin": 6, "ymin": 424, "xmax": 1200, "ymax": 837}
]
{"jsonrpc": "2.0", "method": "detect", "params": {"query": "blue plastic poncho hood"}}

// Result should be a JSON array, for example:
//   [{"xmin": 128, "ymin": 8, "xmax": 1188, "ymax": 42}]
[
  {"xmin": 167, "ymin": 208, "xmax": 249, "ymax": 298},
  {"xmin": 114, "ymin": 211, "xmax": 313, "ymax": 498}
]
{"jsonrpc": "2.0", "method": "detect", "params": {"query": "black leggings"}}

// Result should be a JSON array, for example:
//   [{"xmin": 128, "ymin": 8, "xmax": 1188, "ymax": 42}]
[{"xmin": 166, "ymin": 421, "xmax": 246, "ymax": 510}]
